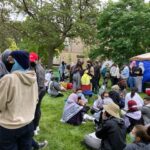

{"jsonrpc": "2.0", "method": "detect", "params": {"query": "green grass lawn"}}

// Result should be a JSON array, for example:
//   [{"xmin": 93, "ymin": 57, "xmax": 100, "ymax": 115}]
[
  {"xmin": 36, "ymin": 92, "xmax": 95, "ymax": 150},
  {"xmin": 36, "ymin": 88, "xmax": 146, "ymax": 150}
]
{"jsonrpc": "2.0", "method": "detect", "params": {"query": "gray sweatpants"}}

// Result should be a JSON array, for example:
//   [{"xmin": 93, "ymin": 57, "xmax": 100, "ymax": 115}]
[
  {"xmin": 135, "ymin": 76, "xmax": 143, "ymax": 92},
  {"xmin": 84, "ymin": 132, "xmax": 101, "ymax": 150}
]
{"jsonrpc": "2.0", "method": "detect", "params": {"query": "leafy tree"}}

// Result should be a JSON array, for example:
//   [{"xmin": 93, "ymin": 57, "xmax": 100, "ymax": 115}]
[
  {"xmin": 0, "ymin": 2, "xmax": 21, "ymax": 52},
  {"xmin": 1, "ymin": 0, "xmax": 99, "ymax": 67},
  {"xmin": 89, "ymin": 0, "xmax": 150, "ymax": 64}
]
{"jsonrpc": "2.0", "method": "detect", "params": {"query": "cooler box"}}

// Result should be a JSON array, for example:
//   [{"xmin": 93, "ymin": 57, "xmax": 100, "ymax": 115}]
[
  {"xmin": 145, "ymin": 88, "xmax": 150, "ymax": 96},
  {"xmin": 67, "ymin": 83, "xmax": 73, "ymax": 89},
  {"xmin": 81, "ymin": 85, "xmax": 91, "ymax": 92}
]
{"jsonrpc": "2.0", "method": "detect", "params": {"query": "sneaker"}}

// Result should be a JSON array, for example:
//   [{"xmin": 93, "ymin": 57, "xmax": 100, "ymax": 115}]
[
  {"xmin": 36, "ymin": 126, "xmax": 40, "ymax": 132},
  {"xmin": 38, "ymin": 140, "xmax": 48, "ymax": 149},
  {"xmin": 82, "ymin": 121, "xmax": 86, "ymax": 124},
  {"xmin": 60, "ymin": 118, "xmax": 65, "ymax": 123},
  {"xmin": 34, "ymin": 130, "xmax": 39, "ymax": 136},
  {"xmin": 83, "ymin": 114, "xmax": 95, "ymax": 121},
  {"xmin": 34, "ymin": 126, "xmax": 40, "ymax": 136}
]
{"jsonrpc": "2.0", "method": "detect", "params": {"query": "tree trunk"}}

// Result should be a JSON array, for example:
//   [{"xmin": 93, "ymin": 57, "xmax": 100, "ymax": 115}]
[{"xmin": 48, "ymin": 50, "xmax": 54, "ymax": 69}]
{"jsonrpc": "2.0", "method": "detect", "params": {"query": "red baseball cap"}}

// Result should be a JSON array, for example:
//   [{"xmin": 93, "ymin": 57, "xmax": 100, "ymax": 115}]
[
  {"xmin": 29, "ymin": 52, "xmax": 39, "ymax": 62},
  {"xmin": 128, "ymin": 100, "xmax": 138, "ymax": 112}
]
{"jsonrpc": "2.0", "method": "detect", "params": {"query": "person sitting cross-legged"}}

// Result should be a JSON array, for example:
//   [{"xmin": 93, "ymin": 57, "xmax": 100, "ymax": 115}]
[
  {"xmin": 48, "ymin": 76, "xmax": 64, "ymax": 97},
  {"xmin": 61, "ymin": 89, "xmax": 93, "ymax": 125},
  {"xmin": 84, "ymin": 102, "xmax": 127, "ymax": 150}
]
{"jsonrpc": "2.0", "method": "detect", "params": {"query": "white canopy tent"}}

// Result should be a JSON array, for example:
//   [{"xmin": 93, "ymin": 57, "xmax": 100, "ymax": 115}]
[{"xmin": 130, "ymin": 53, "xmax": 150, "ymax": 61}]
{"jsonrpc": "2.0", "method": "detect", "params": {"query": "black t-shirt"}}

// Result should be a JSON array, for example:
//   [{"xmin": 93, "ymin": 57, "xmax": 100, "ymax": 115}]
[
  {"xmin": 134, "ymin": 67, "xmax": 143, "ymax": 76},
  {"xmin": 130, "ymin": 67, "xmax": 143, "ymax": 77}
]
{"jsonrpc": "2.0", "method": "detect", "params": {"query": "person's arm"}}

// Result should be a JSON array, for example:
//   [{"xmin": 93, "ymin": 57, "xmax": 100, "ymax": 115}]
[
  {"xmin": 124, "ymin": 94, "xmax": 129, "ymax": 110},
  {"xmin": 96, "ymin": 121, "xmax": 110, "ymax": 139},
  {"xmin": 123, "ymin": 144, "xmax": 134, "ymax": 150},
  {"xmin": 0, "ymin": 75, "xmax": 11, "ymax": 111},
  {"xmin": 139, "ymin": 106, "xmax": 148, "ymax": 114},
  {"xmin": 137, "ymin": 94, "xmax": 144, "ymax": 106},
  {"xmin": 54, "ymin": 82, "xmax": 61, "ymax": 91}
]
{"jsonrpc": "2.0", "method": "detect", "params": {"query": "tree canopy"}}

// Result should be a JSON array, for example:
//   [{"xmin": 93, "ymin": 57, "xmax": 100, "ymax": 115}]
[
  {"xmin": 89, "ymin": 0, "xmax": 150, "ymax": 64},
  {"xmin": 0, "ymin": 0, "xmax": 99, "ymax": 67}
]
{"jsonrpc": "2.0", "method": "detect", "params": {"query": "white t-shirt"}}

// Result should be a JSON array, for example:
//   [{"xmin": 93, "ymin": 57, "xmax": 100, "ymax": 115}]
[
  {"xmin": 125, "ymin": 92, "xmax": 144, "ymax": 110},
  {"xmin": 45, "ymin": 73, "xmax": 51, "ymax": 86}
]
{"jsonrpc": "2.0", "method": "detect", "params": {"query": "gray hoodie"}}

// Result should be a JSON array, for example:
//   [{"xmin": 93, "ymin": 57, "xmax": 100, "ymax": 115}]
[{"xmin": 124, "ymin": 142, "xmax": 150, "ymax": 150}]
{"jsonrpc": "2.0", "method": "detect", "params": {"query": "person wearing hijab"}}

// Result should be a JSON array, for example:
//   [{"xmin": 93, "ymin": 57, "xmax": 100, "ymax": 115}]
[
  {"xmin": 61, "ymin": 89, "xmax": 92, "ymax": 125},
  {"xmin": 0, "ymin": 49, "xmax": 11, "ymax": 78},
  {"xmin": 0, "ymin": 50, "xmax": 38, "ymax": 150}
]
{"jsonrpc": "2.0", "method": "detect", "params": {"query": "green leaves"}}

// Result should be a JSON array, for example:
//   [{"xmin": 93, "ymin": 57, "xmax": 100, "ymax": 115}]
[
  {"xmin": 0, "ymin": 0, "xmax": 99, "ymax": 66},
  {"xmin": 90, "ymin": 0, "xmax": 150, "ymax": 64}
]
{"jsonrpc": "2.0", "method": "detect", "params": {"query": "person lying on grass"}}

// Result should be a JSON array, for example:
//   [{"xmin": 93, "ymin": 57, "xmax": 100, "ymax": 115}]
[{"xmin": 61, "ymin": 89, "xmax": 94, "ymax": 125}]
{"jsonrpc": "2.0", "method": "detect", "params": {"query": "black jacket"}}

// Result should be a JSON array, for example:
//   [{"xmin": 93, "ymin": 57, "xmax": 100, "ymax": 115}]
[
  {"xmin": 109, "ymin": 91, "xmax": 125, "ymax": 108},
  {"xmin": 96, "ymin": 117, "xmax": 126, "ymax": 150},
  {"xmin": 124, "ymin": 142, "xmax": 150, "ymax": 150}
]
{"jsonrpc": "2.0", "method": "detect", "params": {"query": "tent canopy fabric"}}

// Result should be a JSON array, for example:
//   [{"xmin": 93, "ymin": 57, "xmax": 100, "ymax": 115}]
[
  {"xmin": 137, "ymin": 61, "xmax": 150, "ymax": 83},
  {"xmin": 130, "ymin": 53, "xmax": 150, "ymax": 83},
  {"xmin": 130, "ymin": 53, "xmax": 150, "ymax": 61}
]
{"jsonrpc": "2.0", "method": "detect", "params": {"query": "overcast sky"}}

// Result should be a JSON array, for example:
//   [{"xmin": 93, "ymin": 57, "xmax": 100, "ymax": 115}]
[{"xmin": 11, "ymin": 0, "xmax": 150, "ymax": 21}]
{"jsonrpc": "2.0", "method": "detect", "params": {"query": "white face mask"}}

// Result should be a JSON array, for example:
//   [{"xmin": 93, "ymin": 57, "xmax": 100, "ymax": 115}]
[
  {"xmin": 77, "ymin": 93, "xmax": 83, "ymax": 98},
  {"xmin": 129, "ymin": 132, "xmax": 136, "ymax": 143}
]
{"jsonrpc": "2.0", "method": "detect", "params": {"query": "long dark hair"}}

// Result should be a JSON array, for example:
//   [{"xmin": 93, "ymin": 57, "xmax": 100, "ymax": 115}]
[
  {"xmin": 131, "ymin": 87, "xmax": 137, "ymax": 98},
  {"xmin": 135, "ymin": 125, "xmax": 150, "ymax": 143}
]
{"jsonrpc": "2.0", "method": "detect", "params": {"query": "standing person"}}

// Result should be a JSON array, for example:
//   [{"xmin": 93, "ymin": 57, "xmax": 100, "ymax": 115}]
[
  {"xmin": 128, "ymin": 61, "xmax": 137, "ymax": 89},
  {"xmin": 59, "ymin": 61, "xmax": 66, "ymax": 81},
  {"xmin": 124, "ymin": 125, "xmax": 150, "ymax": 150},
  {"xmin": 0, "ymin": 50, "xmax": 38, "ymax": 150},
  {"xmin": 121, "ymin": 64, "xmax": 130, "ymax": 85},
  {"xmin": 0, "ymin": 50, "xmax": 11, "ymax": 78},
  {"xmin": 69, "ymin": 62, "xmax": 75, "ymax": 83},
  {"xmin": 93, "ymin": 61, "xmax": 101, "ymax": 94},
  {"xmin": 29, "ymin": 52, "xmax": 46, "ymax": 134},
  {"xmin": 101, "ymin": 64, "xmax": 110, "ymax": 88},
  {"xmin": 72, "ymin": 64, "xmax": 82, "ymax": 90},
  {"xmin": 110, "ymin": 64, "xmax": 120, "ymax": 86},
  {"xmin": 134, "ymin": 62, "xmax": 145, "ymax": 93},
  {"xmin": 95, "ymin": 103, "xmax": 127, "ymax": 150},
  {"xmin": 86, "ymin": 60, "xmax": 95, "ymax": 91},
  {"xmin": 45, "ymin": 69, "xmax": 53, "ymax": 90},
  {"xmin": 29, "ymin": 52, "xmax": 48, "ymax": 149},
  {"xmin": 81, "ymin": 70, "xmax": 92, "ymax": 92}
]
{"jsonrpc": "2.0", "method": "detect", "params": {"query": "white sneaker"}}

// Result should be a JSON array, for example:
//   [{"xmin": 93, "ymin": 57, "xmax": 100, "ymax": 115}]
[
  {"xmin": 38, "ymin": 140, "xmax": 48, "ymax": 149},
  {"xmin": 34, "ymin": 130, "xmax": 39, "ymax": 136},
  {"xmin": 83, "ymin": 114, "xmax": 95, "ymax": 121},
  {"xmin": 36, "ymin": 126, "xmax": 40, "ymax": 132},
  {"xmin": 60, "ymin": 118, "xmax": 65, "ymax": 123},
  {"xmin": 82, "ymin": 121, "xmax": 86, "ymax": 124}
]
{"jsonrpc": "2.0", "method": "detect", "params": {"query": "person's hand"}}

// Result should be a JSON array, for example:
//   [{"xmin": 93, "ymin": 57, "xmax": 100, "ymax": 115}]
[{"xmin": 78, "ymin": 100, "xmax": 85, "ymax": 106}]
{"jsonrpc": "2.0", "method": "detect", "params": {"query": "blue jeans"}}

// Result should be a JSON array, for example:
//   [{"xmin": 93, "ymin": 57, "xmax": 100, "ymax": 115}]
[
  {"xmin": 0, "ymin": 122, "xmax": 34, "ymax": 150},
  {"xmin": 128, "ymin": 76, "xmax": 135, "ymax": 88}
]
